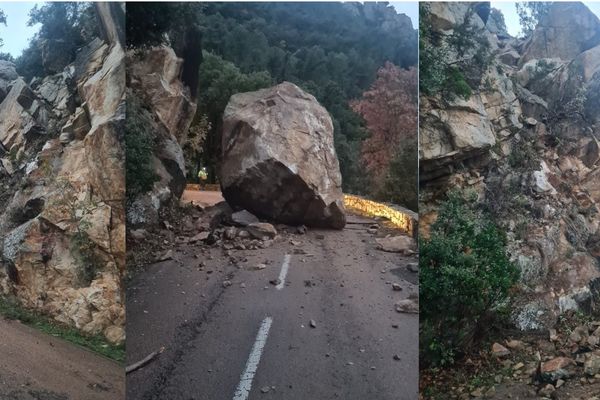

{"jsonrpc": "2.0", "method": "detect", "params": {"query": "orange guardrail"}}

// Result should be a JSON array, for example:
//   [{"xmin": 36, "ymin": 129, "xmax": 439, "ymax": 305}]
[{"xmin": 343, "ymin": 194, "xmax": 417, "ymax": 236}]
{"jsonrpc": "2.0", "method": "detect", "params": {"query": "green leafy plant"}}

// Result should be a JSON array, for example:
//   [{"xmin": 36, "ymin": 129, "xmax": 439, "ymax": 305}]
[
  {"xmin": 126, "ymin": 93, "xmax": 158, "ymax": 200},
  {"xmin": 0, "ymin": 296, "xmax": 124, "ymax": 362},
  {"xmin": 420, "ymin": 190, "xmax": 519, "ymax": 367},
  {"xmin": 70, "ymin": 222, "xmax": 100, "ymax": 286},
  {"xmin": 516, "ymin": 2, "xmax": 552, "ymax": 37},
  {"xmin": 419, "ymin": 4, "xmax": 492, "ymax": 100}
]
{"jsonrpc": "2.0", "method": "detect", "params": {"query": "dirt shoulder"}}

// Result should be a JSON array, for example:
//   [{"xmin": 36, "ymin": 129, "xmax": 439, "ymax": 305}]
[{"xmin": 0, "ymin": 318, "xmax": 125, "ymax": 400}]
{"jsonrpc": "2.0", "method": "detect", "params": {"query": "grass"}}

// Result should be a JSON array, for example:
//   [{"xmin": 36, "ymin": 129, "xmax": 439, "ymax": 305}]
[{"xmin": 0, "ymin": 295, "xmax": 125, "ymax": 363}]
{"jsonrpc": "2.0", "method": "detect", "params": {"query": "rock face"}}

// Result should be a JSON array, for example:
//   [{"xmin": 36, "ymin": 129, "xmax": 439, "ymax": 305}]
[
  {"xmin": 521, "ymin": 2, "xmax": 600, "ymax": 64},
  {"xmin": 220, "ymin": 82, "xmax": 346, "ymax": 229},
  {"xmin": 126, "ymin": 46, "xmax": 197, "ymax": 226},
  {"xmin": 420, "ymin": 2, "xmax": 600, "ymax": 332},
  {"xmin": 0, "ymin": 4, "xmax": 125, "ymax": 344}
]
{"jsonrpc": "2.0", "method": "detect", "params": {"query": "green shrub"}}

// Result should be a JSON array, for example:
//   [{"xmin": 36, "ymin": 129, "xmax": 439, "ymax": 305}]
[
  {"xmin": 126, "ymin": 93, "xmax": 158, "ymax": 200},
  {"xmin": 419, "ymin": 4, "xmax": 491, "ymax": 100},
  {"xmin": 507, "ymin": 139, "xmax": 540, "ymax": 171},
  {"xmin": 420, "ymin": 190, "xmax": 519, "ymax": 367},
  {"xmin": 70, "ymin": 227, "xmax": 101, "ymax": 287},
  {"xmin": 444, "ymin": 67, "xmax": 472, "ymax": 100},
  {"xmin": 377, "ymin": 142, "xmax": 418, "ymax": 211}
]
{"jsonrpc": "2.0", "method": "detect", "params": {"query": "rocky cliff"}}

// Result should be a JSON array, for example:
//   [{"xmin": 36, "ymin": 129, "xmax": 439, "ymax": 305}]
[
  {"xmin": 420, "ymin": 2, "xmax": 600, "ymax": 330},
  {"xmin": 0, "ymin": 3, "xmax": 125, "ymax": 344},
  {"xmin": 126, "ymin": 46, "xmax": 197, "ymax": 226}
]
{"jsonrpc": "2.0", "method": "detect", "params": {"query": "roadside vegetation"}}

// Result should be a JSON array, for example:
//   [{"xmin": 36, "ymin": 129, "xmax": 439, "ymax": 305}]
[
  {"xmin": 420, "ymin": 190, "xmax": 519, "ymax": 367},
  {"xmin": 0, "ymin": 296, "xmax": 124, "ymax": 362}
]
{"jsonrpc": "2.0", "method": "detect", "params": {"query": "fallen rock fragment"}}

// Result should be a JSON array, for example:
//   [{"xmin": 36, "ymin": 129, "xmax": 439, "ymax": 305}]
[
  {"xmin": 231, "ymin": 210, "xmax": 259, "ymax": 227},
  {"xmin": 541, "ymin": 357, "xmax": 575, "ymax": 382},
  {"xmin": 376, "ymin": 236, "xmax": 416, "ymax": 253},
  {"xmin": 247, "ymin": 222, "xmax": 278, "ymax": 240},
  {"xmin": 158, "ymin": 250, "xmax": 173, "ymax": 261},
  {"xmin": 491, "ymin": 342, "xmax": 510, "ymax": 358},
  {"xmin": 395, "ymin": 299, "xmax": 419, "ymax": 314}
]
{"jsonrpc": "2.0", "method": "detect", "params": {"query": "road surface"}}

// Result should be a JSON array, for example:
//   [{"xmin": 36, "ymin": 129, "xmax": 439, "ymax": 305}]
[
  {"xmin": 181, "ymin": 189, "xmax": 224, "ymax": 207},
  {"xmin": 0, "ymin": 318, "xmax": 124, "ymax": 400},
  {"xmin": 127, "ymin": 214, "xmax": 418, "ymax": 400}
]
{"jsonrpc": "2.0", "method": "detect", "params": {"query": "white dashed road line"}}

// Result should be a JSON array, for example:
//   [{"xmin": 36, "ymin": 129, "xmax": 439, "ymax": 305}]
[
  {"xmin": 275, "ymin": 254, "xmax": 291, "ymax": 290},
  {"xmin": 232, "ymin": 316, "xmax": 274, "ymax": 400}
]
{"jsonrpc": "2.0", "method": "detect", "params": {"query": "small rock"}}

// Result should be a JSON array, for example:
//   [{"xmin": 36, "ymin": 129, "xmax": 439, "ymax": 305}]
[
  {"xmin": 584, "ymin": 352, "xmax": 600, "ymax": 376},
  {"xmin": 130, "ymin": 229, "xmax": 148, "ymax": 241},
  {"xmin": 376, "ymin": 236, "xmax": 416, "ymax": 253},
  {"xmin": 391, "ymin": 283, "xmax": 402, "ymax": 291},
  {"xmin": 538, "ymin": 384, "xmax": 555, "ymax": 397},
  {"xmin": 224, "ymin": 227, "xmax": 237, "ymax": 240},
  {"xmin": 395, "ymin": 299, "xmax": 418, "ymax": 314},
  {"xmin": 541, "ymin": 357, "xmax": 574, "ymax": 382},
  {"xmin": 158, "ymin": 250, "xmax": 173, "ymax": 261},
  {"xmin": 222, "ymin": 280, "xmax": 232, "ymax": 288},
  {"xmin": 260, "ymin": 386, "xmax": 270, "ymax": 393},
  {"xmin": 189, "ymin": 231, "xmax": 210, "ymax": 243},
  {"xmin": 231, "ymin": 210, "xmax": 260, "ymax": 227},
  {"xmin": 247, "ymin": 222, "xmax": 278, "ymax": 239},
  {"xmin": 296, "ymin": 225, "xmax": 307, "ymax": 234},
  {"xmin": 491, "ymin": 343, "xmax": 510, "ymax": 358},
  {"xmin": 513, "ymin": 362, "xmax": 524, "ymax": 370},
  {"xmin": 309, "ymin": 319, "xmax": 316, "ymax": 328},
  {"xmin": 525, "ymin": 117, "xmax": 538, "ymax": 126},
  {"xmin": 406, "ymin": 263, "xmax": 419, "ymax": 273}
]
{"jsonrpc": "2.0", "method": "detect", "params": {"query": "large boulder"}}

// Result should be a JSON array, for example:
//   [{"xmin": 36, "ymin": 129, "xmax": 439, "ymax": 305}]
[
  {"xmin": 220, "ymin": 82, "xmax": 346, "ymax": 229},
  {"xmin": 128, "ymin": 46, "xmax": 196, "ymax": 144},
  {"xmin": 521, "ymin": 2, "xmax": 600, "ymax": 64}
]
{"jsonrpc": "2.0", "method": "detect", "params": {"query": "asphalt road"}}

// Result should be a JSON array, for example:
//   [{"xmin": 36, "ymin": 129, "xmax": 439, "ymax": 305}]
[
  {"xmin": 0, "ymin": 318, "xmax": 124, "ymax": 400},
  {"xmin": 127, "ymin": 214, "xmax": 419, "ymax": 400},
  {"xmin": 181, "ymin": 189, "xmax": 225, "ymax": 207}
]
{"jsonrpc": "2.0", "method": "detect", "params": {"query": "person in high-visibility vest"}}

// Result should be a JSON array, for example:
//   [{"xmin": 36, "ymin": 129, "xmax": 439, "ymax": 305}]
[{"xmin": 198, "ymin": 167, "xmax": 208, "ymax": 190}]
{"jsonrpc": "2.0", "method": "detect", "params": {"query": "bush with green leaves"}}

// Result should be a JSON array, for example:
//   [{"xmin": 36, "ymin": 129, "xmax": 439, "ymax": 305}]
[
  {"xmin": 516, "ymin": 2, "xmax": 552, "ymax": 37},
  {"xmin": 125, "ymin": 93, "xmax": 158, "ymax": 200},
  {"xmin": 378, "ymin": 141, "xmax": 418, "ymax": 211},
  {"xmin": 419, "ymin": 3, "xmax": 492, "ymax": 100},
  {"xmin": 420, "ymin": 190, "xmax": 519, "ymax": 367},
  {"xmin": 16, "ymin": 2, "xmax": 99, "ymax": 81}
]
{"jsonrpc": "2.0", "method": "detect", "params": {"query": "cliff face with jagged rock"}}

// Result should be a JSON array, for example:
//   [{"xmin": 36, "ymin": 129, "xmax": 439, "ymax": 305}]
[
  {"xmin": 420, "ymin": 2, "xmax": 600, "ymax": 330},
  {"xmin": 126, "ymin": 46, "xmax": 198, "ymax": 226},
  {"xmin": 0, "ymin": 3, "xmax": 125, "ymax": 344}
]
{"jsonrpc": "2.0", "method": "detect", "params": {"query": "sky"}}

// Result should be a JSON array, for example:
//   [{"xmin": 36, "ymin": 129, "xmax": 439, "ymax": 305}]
[
  {"xmin": 390, "ymin": 1, "xmax": 419, "ymax": 29},
  {"xmin": 0, "ymin": 2, "xmax": 42, "ymax": 57},
  {"xmin": 491, "ymin": 1, "xmax": 600, "ymax": 37}
]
